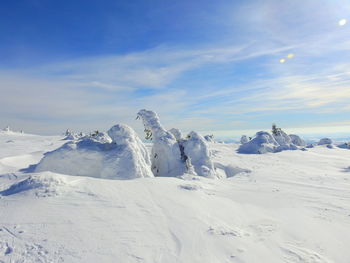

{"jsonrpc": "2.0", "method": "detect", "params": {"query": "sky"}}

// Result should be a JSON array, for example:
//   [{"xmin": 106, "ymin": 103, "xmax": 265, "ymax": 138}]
[{"xmin": 0, "ymin": 0, "xmax": 350, "ymax": 138}]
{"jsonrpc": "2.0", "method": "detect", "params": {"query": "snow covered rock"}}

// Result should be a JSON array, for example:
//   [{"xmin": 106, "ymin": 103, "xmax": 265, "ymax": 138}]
[
  {"xmin": 137, "ymin": 109, "xmax": 185, "ymax": 177},
  {"xmin": 238, "ymin": 131, "xmax": 279, "ymax": 154},
  {"xmin": 240, "ymin": 135, "xmax": 249, "ymax": 144},
  {"xmin": 318, "ymin": 138, "xmax": 333, "ymax": 145},
  {"xmin": 168, "ymin": 128, "xmax": 182, "ymax": 141},
  {"xmin": 35, "ymin": 124, "xmax": 153, "ymax": 179},
  {"xmin": 183, "ymin": 131, "xmax": 217, "ymax": 178},
  {"xmin": 289, "ymin": 134, "xmax": 306, "ymax": 146}
]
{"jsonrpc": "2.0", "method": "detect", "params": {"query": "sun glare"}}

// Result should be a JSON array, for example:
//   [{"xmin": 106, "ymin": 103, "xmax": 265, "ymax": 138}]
[
  {"xmin": 279, "ymin": 58, "xmax": 286, "ymax": 63},
  {"xmin": 339, "ymin": 19, "xmax": 347, "ymax": 26},
  {"xmin": 287, "ymin": 53, "xmax": 294, "ymax": 59}
]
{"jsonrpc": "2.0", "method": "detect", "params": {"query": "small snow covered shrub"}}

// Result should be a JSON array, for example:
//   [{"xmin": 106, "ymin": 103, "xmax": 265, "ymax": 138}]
[
  {"xmin": 36, "ymin": 124, "xmax": 153, "ymax": 179},
  {"xmin": 318, "ymin": 138, "xmax": 333, "ymax": 145},
  {"xmin": 271, "ymin": 125, "xmax": 298, "ymax": 152},
  {"xmin": 63, "ymin": 129, "xmax": 79, "ymax": 140},
  {"xmin": 338, "ymin": 142, "xmax": 350, "ymax": 149},
  {"xmin": 271, "ymin": 125, "xmax": 291, "ymax": 145},
  {"xmin": 204, "ymin": 134, "xmax": 214, "ymax": 142},
  {"xmin": 240, "ymin": 135, "xmax": 249, "ymax": 144},
  {"xmin": 183, "ymin": 131, "xmax": 216, "ymax": 178},
  {"xmin": 238, "ymin": 128, "xmax": 303, "ymax": 154},
  {"xmin": 238, "ymin": 131, "xmax": 279, "ymax": 154},
  {"xmin": 289, "ymin": 134, "xmax": 306, "ymax": 146}
]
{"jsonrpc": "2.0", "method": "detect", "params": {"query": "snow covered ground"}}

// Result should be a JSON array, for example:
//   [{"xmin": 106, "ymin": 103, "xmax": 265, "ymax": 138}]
[{"xmin": 1, "ymin": 132, "xmax": 350, "ymax": 262}]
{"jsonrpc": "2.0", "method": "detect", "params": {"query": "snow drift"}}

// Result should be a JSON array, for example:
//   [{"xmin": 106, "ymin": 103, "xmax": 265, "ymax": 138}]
[{"xmin": 35, "ymin": 124, "xmax": 153, "ymax": 179}]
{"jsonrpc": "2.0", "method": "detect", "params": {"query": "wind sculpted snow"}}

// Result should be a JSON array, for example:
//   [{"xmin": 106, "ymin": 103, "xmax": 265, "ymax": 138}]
[
  {"xmin": 35, "ymin": 124, "xmax": 153, "ymax": 179},
  {"xmin": 1, "ymin": 132, "xmax": 350, "ymax": 262}
]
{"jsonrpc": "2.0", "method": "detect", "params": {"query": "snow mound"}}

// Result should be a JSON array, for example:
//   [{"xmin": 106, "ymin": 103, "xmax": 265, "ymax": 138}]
[
  {"xmin": 0, "ymin": 172, "xmax": 66, "ymax": 196},
  {"xmin": 289, "ymin": 134, "xmax": 306, "ymax": 146},
  {"xmin": 35, "ymin": 124, "xmax": 153, "ymax": 179},
  {"xmin": 183, "ymin": 131, "xmax": 217, "ymax": 178},
  {"xmin": 238, "ymin": 131, "xmax": 279, "ymax": 154},
  {"xmin": 238, "ymin": 130, "xmax": 303, "ymax": 154},
  {"xmin": 338, "ymin": 143, "xmax": 350, "ymax": 149},
  {"xmin": 318, "ymin": 138, "xmax": 333, "ymax": 145}
]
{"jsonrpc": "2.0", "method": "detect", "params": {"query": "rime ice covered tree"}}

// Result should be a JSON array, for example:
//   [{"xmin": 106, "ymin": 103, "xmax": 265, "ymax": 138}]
[{"xmin": 137, "ymin": 109, "xmax": 217, "ymax": 178}]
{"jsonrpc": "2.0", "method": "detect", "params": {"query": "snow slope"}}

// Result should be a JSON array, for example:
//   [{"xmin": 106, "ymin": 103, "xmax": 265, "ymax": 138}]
[{"xmin": 1, "ymin": 132, "xmax": 350, "ymax": 262}]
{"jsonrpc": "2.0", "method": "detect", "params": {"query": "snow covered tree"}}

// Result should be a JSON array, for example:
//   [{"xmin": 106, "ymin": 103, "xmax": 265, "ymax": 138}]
[
  {"xmin": 137, "ymin": 109, "xmax": 185, "ymax": 177},
  {"xmin": 272, "ymin": 123, "xmax": 281, "ymax": 136},
  {"xmin": 137, "ymin": 109, "xmax": 217, "ymax": 178},
  {"xmin": 169, "ymin": 128, "xmax": 182, "ymax": 141}
]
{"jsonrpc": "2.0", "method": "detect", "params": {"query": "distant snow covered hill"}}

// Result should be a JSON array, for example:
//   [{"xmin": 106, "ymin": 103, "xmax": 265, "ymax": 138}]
[{"xmin": 1, "ymin": 131, "xmax": 350, "ymax": 263}]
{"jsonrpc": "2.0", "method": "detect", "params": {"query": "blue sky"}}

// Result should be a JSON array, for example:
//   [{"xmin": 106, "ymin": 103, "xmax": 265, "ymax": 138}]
[{"xmin": 1, "ymin": 0, "xmax": 350, "ymax": 137}]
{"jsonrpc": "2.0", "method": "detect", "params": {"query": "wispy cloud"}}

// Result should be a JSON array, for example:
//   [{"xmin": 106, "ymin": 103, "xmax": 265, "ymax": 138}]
[{"xmin": 1, "ymin": 0, "xmax": 350, "ymax": 135}]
